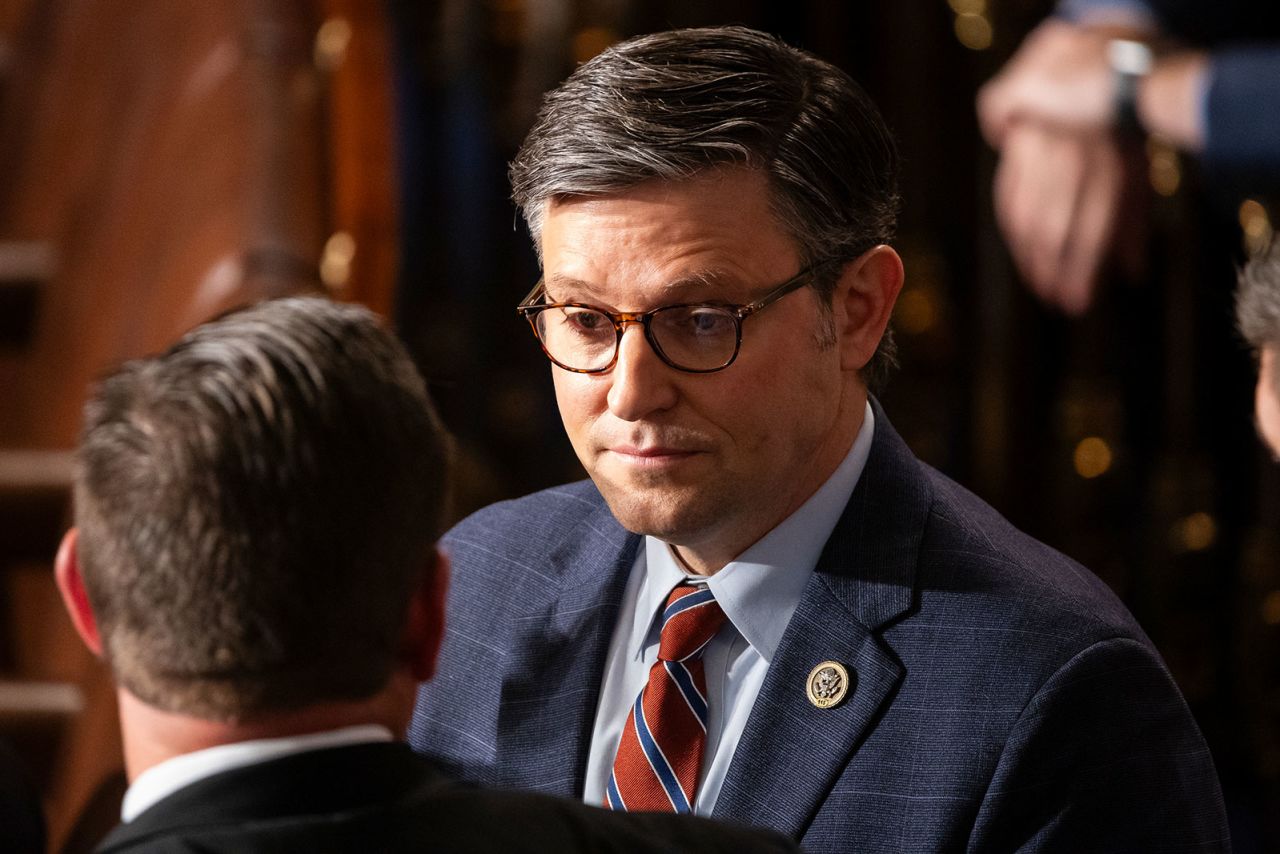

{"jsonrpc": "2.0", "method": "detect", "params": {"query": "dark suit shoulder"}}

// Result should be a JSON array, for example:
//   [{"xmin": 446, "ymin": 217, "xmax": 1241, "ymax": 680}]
[
  {"xmin": 815, "ymin": 445, "xmax": 1226, "ymax": 850},
  {"xmin": 902, "ymin": 463, "xmax": 1228, "ymax": 841},
  {"xmin": 917, "ymin": 463, "xmax": 1146, "ymax": 646},
  {"xmin": 425, "ymin": 787, "xmax": 798, "ymax": 853},
  {"xmin": 97, "ymin": 743, "xmax": 797, "ymax": 853},
  {"xmin": 414, "ymin": 480, "xmax": 635, "ymax": 782},
  {"xmin": 445, "ymin": 479, "xmax": 608, "ymax": 548},
  {"xmin": 437, "ymin": 476, "xmax": 628, "ymax": 636},
  {"xmin": 442, "ymin": 480, "xmax": 624, "ymax": 591}
]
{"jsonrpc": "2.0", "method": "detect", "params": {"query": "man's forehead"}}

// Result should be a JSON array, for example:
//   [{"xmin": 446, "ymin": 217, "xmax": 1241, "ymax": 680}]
[{"xmin": 538, "ymin": 171, "xmax": 801, "ymax": 305}]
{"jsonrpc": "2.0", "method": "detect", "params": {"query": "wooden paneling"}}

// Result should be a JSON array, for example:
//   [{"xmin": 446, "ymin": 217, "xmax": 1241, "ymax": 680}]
[{"xmin": 0, "ymin": 1, "xmax": 400, "ymax": 848}]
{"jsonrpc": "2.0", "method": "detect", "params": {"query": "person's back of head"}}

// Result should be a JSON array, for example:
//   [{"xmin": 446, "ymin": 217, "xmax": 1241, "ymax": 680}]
[{"xmin": 63, "ymin": 296, "xmax": 450, "ymax": 723}]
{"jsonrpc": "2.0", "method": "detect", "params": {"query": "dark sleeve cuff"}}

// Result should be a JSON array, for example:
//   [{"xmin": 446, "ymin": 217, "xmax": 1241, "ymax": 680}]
[{"xmin": 1203, "ymin": 46, "xmax": 1280, "ymax": 186}]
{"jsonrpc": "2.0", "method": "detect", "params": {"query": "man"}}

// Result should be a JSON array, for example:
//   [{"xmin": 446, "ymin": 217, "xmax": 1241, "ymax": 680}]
[
  {"xmin": 56, "ymin": 297, "xmax": 794, "ymax": 852},
  {"xmin": 410, "ymin": 26, "xmax": 1230, "ymax": 851},
  {"xmin": 1237, "ymin": 244, "xmax": 1280, "ymax": 455},
  {"xmin": 977, "ymin": 0, "xmax": 1280, "ymax": 313}
]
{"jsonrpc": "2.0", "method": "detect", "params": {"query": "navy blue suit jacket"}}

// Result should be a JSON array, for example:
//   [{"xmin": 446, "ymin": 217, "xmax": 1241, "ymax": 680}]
[{"xmin": 410, "ymin": 406, "xmax": 1229, "ymax": 851}]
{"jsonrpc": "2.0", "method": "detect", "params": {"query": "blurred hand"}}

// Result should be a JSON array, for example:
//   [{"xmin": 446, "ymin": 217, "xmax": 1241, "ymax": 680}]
[
  {"xmin": 992, "ymin": 122, "xmax": 1137, "ymax": 315},
  {"xmin": 978, "ymin": 19, "xmax": 1142, "ymax": 147}
]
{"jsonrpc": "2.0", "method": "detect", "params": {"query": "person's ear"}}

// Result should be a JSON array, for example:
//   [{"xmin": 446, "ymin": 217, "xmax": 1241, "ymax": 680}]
[
  {"xmin": 831, "ymin": 245, "xmax": 905, "ymax": 373},
  {"xmin": 402, "ymin": 548, "xmax": 449, "ymax": 683},
  {"xmin": 54, "ymin": 529, "xmax": 103, "ymax": 656}
]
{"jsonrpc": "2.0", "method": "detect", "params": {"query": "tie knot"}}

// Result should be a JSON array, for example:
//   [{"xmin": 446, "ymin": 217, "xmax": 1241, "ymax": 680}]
[{"xmin": 657, "ymin": 583, "xmax": 725, "ymax": 663}]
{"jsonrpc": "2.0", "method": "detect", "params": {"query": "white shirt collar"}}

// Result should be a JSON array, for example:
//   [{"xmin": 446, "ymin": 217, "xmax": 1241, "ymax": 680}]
[
  {"xmin": 121, "ymin": 723, "xmax": 395, "ymax": 822},
  {"xmin": 640, "ymin": 401, "xmax": 876, "ymax": 662}
]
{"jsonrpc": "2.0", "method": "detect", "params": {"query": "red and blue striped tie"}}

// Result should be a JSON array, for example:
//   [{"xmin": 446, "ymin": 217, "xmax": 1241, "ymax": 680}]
[{"xmin": 605, "ymin": 582, "xmax": 726, "ymax": 813}]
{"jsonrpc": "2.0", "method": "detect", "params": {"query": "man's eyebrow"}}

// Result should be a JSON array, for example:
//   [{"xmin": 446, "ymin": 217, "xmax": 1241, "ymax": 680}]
[
  {"xmin": 543, "ymin": 269, "xmax": 737, "ymax": 302},
  {"xmin": 543, "ymin": 274, "xmax": 606, "ymax": 302},
  {"xmin": 664, "ymin": 269, "xmax": 734, "ymax": 297}
]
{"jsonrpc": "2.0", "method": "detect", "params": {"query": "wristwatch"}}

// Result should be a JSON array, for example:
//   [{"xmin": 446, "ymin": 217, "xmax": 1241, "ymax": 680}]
[{"xmin": 1107, "ymin": 38, "xmax": 1154, "ymax": 134}]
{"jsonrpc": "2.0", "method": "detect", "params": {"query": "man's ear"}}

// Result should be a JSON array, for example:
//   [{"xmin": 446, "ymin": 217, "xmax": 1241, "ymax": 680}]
[
  {"xmin": 54, "ymin": 528, "xmax": 103, "ymax": 656},
  {"xmin": 402, "ymin": 548, "xmax": 449, "ymax": 683},
  {"xmin": 831, "ymin": 245, "xmax": 905, "ymax": 372}
]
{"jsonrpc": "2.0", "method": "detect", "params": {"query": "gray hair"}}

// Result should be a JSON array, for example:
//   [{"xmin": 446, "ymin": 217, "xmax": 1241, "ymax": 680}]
[
  {"xmin": 75, "ymin": 297, "xmax": 451, "ymax": 721},
  {"xmin": 510, "ymin": 25, "xmax": 901, "ymax": 390},
  {"xmin": 1237, "ymin": 240, "xmax": 1280, "ymax": 358}
]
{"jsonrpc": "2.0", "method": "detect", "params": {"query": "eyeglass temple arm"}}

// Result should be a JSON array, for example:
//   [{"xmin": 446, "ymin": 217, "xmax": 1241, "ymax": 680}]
[
  {"xmin": 736, "ymin": 268, "xmax": 816, "ymax": 318},
  {"xmin": 516, "ymin": 278, "xmax": 546, "ymax": 311}
]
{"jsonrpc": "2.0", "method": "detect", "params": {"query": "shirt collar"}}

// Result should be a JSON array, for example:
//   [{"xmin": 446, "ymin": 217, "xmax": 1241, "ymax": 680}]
[
  {"xmin": 121, "ymin": 723, "xmax": 395, "ymax": 822},
  {"xmin": 640, "ymin": 401, "xmax": 875, "ymax": 663}
]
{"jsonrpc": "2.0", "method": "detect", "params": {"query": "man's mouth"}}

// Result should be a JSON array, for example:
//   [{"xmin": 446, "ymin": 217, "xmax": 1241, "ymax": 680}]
[{"xmin": 605, "ymin": 444, "xmax": 703, "ymax": 466}]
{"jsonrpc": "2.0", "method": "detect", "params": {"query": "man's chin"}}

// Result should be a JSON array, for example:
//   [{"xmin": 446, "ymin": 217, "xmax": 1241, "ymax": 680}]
[{"xmin": 591, "ymin": 478, "xmax": 718, "ymax": 544}]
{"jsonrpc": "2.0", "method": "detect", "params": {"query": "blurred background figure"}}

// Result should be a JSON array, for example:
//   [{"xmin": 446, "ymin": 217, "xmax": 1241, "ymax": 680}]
[
  {"xmin": 1, "ymin": 1, "xmax": 1278, "ymax": 851},
  {"xmin": 1237, "ymin": 243, "xmax": 1280, "ymax": 457},
  {"xmin": 978, "ymin": 0, "xmax": 1280, "ymax": 314}
]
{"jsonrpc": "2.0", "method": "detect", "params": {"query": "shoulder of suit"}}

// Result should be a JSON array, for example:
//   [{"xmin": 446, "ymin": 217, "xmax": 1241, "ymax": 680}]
[
  {"xmin": 445, "ymin": 478, "xmax": 609, "ymax": 537},
  {"xmin": 440, "ymin": 479, "xmax": 630, "ymax": 603},
  {"xmin": 423, "ymin": 785, "xmax": 799, "ymax": 852},
  {"xmin": 911, "ymin": 462, "xmax": 1148, "ymax": 644}
]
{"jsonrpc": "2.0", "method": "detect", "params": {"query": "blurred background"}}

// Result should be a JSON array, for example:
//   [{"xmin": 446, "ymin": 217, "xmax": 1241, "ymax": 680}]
[{"xmin": 0, "ymin": 0, "xmax": 1276, "ymax": 850}]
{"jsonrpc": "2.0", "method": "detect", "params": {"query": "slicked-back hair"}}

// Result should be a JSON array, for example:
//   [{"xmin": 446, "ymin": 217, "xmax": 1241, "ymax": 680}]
[
  {"xmin": 74, "ymin": 297, "xmax": 451, "ymax": 721},
  {"xmin": 510, "ymin": 25, "xmax": 901, "ymax": 390}
]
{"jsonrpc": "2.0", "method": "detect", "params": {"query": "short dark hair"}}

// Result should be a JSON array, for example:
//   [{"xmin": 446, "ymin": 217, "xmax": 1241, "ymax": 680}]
[
  {"xmin": 509, "ymin": 25, "xmax": 901, "ymax": 389},
  {"xmin": 74, "ymin": 297, "xmax": 451, "ymax": 721},
  {"xmin": 1237, "ymin": 240, "xmax": 1280, "ymax": 355}
]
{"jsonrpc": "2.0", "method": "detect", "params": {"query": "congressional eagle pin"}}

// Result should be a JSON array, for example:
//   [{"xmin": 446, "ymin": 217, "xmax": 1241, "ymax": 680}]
[{"xmin": 806, "ymin": 661, "xmax": 851, "ymax": 709}]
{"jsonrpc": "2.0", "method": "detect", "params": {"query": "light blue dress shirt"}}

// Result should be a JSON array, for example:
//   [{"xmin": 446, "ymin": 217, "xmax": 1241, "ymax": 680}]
[{"xmin": 582, "ymin": 401, "xmax": 875, "ymax": 814}]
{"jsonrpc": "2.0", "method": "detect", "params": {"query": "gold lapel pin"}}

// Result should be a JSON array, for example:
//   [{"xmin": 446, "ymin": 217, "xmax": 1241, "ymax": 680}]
[{"xmin": 806, "ymin": 661, "xmax": 851, "ymax": 709}]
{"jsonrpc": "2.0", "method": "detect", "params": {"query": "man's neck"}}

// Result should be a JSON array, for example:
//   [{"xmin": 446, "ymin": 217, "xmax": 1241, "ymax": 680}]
[{"xmin": 117, "ymin": 673, "xmax": 416, "ymax": 781}]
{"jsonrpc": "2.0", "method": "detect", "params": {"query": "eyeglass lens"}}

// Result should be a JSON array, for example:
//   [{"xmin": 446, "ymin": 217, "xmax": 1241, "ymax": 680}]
[{"xmin": 533, "ymin": 304, "xmax": 740, "ymax": 372}]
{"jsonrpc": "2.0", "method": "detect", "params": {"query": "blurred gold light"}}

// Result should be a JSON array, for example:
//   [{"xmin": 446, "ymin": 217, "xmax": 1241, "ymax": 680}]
[
  {"xmin": 1073, "ymin": 437, "xmax": 1112, "ymax": 479},
  {"xmin": 1262, "ymin": 591, "xmax": 1280, "ymax": 626},
  {"xmin": 896, "ymin": 287, "xmax": 939, "ymax": 335},
  {"xmin": 1147, "ymin": 138, "xmax": 1181, "ymax": 197},
  {"xmin": 492, "ymin": 0, "xmax": 525, "ymax": 44},
  {"xmin": 954, "ymin": 13, "xmax": 993, "ymax": 51},
  {"xmin": 1239, "ymin": 199, "xmax": 1274, "ymax": 255},
  {"xmin": 320, "ymin": 231, "xmax": 356, "ymax": 294},
  {"xmin": 573, "ymin": 27, "xmax": 616, "ymax": 63},
  {"xmin": 1175, "ymin": 512, "xmax": 1217, "ymax": 553},
  {"xmin": 314, "ymin": 18, "xmax": 352, "ymax": 71},
  {"xmin": 948, "ymin": 0, "xmax": 986, "ymax": 14}
]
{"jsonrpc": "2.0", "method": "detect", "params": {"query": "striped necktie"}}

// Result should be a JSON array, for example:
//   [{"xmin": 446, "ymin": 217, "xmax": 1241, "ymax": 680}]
[{"xmin": 605, "ymin": 581, "xmax": 726, "ymax": 813}]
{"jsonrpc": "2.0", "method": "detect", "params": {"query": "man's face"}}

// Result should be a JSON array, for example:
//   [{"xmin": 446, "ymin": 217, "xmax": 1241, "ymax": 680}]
[
  {"xmin": 1257, "ymin": 347, "xmax": 1280, "ymax": 458},
  {"xmin": 539, "ymin": 169, "xmax": 868, "ymax": 572}
]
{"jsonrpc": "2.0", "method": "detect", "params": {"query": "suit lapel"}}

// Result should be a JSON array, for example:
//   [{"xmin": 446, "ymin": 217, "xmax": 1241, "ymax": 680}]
[
  {"xmin": 495, "ymin": 492, "xmax": 640, "ymax": 798},
  {"xmin": 713, "ymin": 403, "xmax": 930, "ymax": 837}
]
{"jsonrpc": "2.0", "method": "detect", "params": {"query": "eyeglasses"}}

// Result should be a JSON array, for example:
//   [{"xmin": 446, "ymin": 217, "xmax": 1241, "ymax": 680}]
[{"xmin": 515, "ymin": 265, "xmax": 823, "ymax": 374}]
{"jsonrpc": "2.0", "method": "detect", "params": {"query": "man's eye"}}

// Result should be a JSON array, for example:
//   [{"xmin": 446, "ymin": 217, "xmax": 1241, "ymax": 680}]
[
  {"xmin": 678, "ymin": 308, "xmax": 735, "ymax": 336},
  {"xmin": 564, "ymin": 308, "xmax": 610, "ymax": 333}
]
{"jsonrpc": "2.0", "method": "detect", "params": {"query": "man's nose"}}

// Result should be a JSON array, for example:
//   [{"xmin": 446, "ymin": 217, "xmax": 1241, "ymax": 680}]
[{"xmin": 605, "ymin": 323, "xmax": 678, "ymax": 421}]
